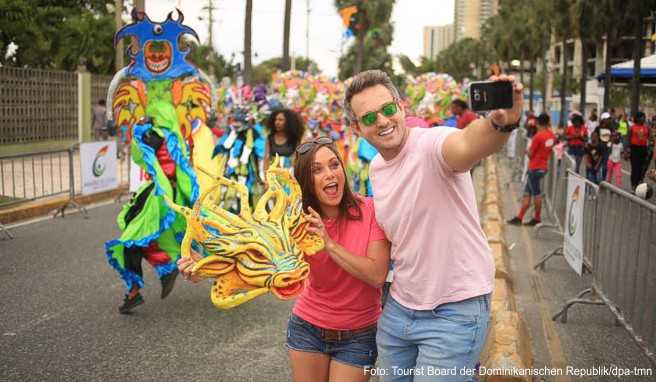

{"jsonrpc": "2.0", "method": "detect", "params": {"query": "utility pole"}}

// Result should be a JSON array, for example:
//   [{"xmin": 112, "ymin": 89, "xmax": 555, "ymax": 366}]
[
  {"xmin": 114, "ymin": 0, "xmax": 124, "ymax": 72},
  {"xmin": 202, "ymin": 0, "xmax": 216, "ymax": 49},
  {"xmin": 306, "ymin": 0, "xmax": 310, "ymax": 60}
]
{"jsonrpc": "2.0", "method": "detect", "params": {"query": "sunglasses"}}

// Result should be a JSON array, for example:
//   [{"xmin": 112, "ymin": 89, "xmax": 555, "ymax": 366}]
[
  {"xmin": 359, "ymin": 102, "xmax": 398, "ymax": 126},
  {"xmin": 296, "ymin": 137, "xmax": 333, "ymax": 155}
]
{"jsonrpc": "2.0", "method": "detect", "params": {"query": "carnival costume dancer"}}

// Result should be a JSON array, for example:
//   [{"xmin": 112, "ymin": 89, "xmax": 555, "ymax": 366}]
[{"xmin": 105, "ymin": 10, "xmax": 218, "ymax": 314}]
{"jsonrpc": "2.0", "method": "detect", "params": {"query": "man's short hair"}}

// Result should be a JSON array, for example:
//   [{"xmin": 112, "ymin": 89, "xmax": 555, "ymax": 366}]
[
  {"xmin": 537, "ymin": 113, "xmax": 550, "ymax": 126},
  {"xmin": 451, "ymin": 99, "xmax": 468, "ymax": 110},
  {"xmin": 344, "ymin": 70, "xmax": 400, "ymax": 123},
  {"xmin": 571, "ymin": 113, "xmax": 584, "ymax": 126}
]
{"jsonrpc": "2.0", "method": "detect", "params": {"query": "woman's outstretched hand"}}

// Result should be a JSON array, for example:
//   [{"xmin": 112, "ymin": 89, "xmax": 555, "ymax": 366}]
[{"xmin": 177, "ymin": 249, "xmax": 204, "ymax": 283}]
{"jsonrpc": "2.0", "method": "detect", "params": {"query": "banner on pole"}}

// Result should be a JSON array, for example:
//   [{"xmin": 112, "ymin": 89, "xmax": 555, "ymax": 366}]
[
  {"xmin": 80, "ymin": 141, "xmax": 119, "ymax": 195},
  {"xmin": 564, "ymin": 174, "xmax": 585, "ymax": 275}
]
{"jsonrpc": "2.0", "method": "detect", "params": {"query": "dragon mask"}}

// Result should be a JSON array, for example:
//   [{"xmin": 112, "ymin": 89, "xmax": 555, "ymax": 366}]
[{"xmin": 166, "ymin": 157, "xmax": 324, "ymax": 309}]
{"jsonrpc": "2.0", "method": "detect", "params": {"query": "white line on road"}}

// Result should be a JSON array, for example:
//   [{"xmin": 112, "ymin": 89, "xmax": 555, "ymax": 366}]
[{"xmin": 6, "ymin": 199, "xmax": 117, "ymax": 229}]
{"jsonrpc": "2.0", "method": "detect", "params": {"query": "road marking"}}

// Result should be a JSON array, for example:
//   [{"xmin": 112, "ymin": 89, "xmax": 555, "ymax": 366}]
[
  {"xmin": 509, "ymin": 178, "xmax": 571, "ymax": 381},
  {"xmin": 6, "ymin": 199, "xmax": 116, "ymax": 229}
]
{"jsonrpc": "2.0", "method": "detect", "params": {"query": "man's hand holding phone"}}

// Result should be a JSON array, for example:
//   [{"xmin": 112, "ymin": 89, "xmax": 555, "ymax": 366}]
[{"xmin": 468, "ymin": 75, "xmax": 523, "ymax": 131}]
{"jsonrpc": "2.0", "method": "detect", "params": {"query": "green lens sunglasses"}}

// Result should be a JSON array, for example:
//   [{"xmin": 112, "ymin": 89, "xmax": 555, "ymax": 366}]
[{"xmin": 359, "ymin": 102, "xmax": 398, "ymax": 126}]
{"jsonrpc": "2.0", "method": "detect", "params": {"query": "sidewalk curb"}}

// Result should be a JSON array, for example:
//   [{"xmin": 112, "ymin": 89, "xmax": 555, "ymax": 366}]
[
  {"xmin": 0, "ymin": 186, "xmax": 128, "ymax": 224},
  {"xmin": 479, "ymin": 156, "xmax": 533, "ymax": 381}
]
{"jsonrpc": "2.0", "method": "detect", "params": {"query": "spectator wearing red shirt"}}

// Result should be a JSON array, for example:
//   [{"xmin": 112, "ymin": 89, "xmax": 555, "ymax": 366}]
[
  {"xmin": 566, "ymin": 113, "xmax": 588, "ymax": 173},
  {"xmin": 628, "ymin": 111, "xmax": 650, "ymax": 190},
  {"xmin": 524, "ymin": 111, "xmax": 537, "ymax": 138},
  {"xmin": 450, "ymin": 99, "xmax": 478, "ymax": 129},
  {"xmin": 508, "ymin": 113, "xmax": 555, "ymax": 226}
]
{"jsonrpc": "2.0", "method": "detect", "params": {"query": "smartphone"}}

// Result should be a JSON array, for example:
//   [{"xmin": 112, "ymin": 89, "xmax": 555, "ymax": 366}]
[{"xmin": 468, "ymin": 81, "xmax": 513, "ymax": 112}]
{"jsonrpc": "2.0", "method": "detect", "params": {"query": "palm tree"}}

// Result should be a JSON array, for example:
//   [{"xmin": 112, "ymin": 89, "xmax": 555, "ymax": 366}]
[
  {"xmin": 599, "ymin": 0, "xmax": 627, "ymax": 111},
  {"xmin": 552, "ymin": 0, "xmax": 574, "ymax": 127},
  {"xmin": 628, "ymin": 0, "xmax": 656, "ymax": 116},
  {"xmin": 243, "ymin": 0, "xmax": 253, "ymax": 84},
  {"xmin": 282, "ymin": 0, "xmax": 292, "ymax": 71},
  {"xmin": 334, "ymin": 0, "xmax": 395, "ymax": 79},
  {"xmin": 572, "ymin": 0, "xmax": 601, "ymax": 116},
  {"xmin": 524, "ymin": 0, "xmax": 552, "ymax": 113}
]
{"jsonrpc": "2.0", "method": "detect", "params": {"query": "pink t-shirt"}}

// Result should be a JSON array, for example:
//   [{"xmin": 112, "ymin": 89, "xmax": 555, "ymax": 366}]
[
  {"xmin": 370, "ymin": 127, "xmax": 494, "ymax": 310},
  {"xmin": 292, "ymin": 197, "xmax": 387, "ymax": 330}
]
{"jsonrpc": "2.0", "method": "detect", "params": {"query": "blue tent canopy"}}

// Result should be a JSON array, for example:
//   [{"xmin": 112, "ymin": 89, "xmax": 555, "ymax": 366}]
[{"xmin": 597, "ymin": 54, "xmax": 656, "ymax": 83}]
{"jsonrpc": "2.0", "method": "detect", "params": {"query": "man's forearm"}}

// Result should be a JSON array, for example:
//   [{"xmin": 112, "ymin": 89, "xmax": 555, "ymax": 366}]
[{"xmin": 458, "ymin": 117, "xmax": 512, "ymax": 168}]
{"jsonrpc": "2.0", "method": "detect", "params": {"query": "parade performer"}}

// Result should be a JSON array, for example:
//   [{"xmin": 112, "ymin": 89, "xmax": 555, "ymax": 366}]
[
  {"xmin": 105, "ymin": 9, "xmax": 218, "ymax": 314},
  {"xmin": 211, "ymin": 103, "xmax": 266, "ymax": 210}
]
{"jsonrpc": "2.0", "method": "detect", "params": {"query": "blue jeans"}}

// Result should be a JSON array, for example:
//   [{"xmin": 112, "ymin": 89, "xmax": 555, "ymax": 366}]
[
  {"xmin": 568, "ymin": 145, "xmax": 585, "ymax": 174},
  {"xmin": 377, "ymin": 294, "xmax": 491, "ymax": 382},
  {"xmin": 586, "ymin": 167, "xmax": 599, "ymax": 184}
]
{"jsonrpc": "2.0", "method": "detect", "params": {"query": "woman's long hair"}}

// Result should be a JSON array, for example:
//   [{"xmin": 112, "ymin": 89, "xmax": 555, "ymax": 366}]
[
  {"xmin": 293, "ymin": 141, "xmax": 362, "ymax": 221},
  {"xmin": 266, "ymin": 109, "xmax": 305, "ymax": 148}
]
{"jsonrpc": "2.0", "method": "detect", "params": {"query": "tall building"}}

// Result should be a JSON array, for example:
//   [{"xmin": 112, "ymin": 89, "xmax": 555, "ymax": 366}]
[
  {"xmin": 454, "ymin": 0, "xmax": 499, "ymax": 41},
  {"xmin": 423, "ymin": 24, "xmax": 455, "ymax": 59}
]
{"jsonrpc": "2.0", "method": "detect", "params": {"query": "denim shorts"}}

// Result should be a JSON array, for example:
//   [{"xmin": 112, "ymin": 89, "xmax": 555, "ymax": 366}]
[
  {"xmin": 286, "ymin": 313, "xmax": 378, "ymax": 368},
  {"xmin": 524, "ymin": 169, "xmax": 546, "ymax": 196}
]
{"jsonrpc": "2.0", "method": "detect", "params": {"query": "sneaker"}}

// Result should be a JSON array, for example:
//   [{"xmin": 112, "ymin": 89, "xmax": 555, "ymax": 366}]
[
  {"xmin": 160, "ymin": 269, "xmax": 179, "ymax": 299},
  {"xmin": 118, "ymin": 293, "xmax": 144, "ymax": 314},
  {"xmin": 524, "ymin": 218, "xmax": 541, "ymax": 226},
  {"xmin": 507, "ymin": 217, "xmax": 523, "ymax": 225}
]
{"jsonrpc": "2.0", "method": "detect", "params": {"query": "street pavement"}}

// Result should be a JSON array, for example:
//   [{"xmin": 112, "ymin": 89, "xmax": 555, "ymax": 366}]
[{"xmin": 0, "ymin": 202, "xmax": 294, "ymax": 382}]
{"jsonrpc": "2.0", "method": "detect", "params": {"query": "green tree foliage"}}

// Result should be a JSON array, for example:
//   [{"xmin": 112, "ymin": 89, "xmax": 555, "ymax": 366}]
[
  {"xmin": 187, "ymin": 44, "xmax": 235, "ymax": 82},
  {"xmin": 250, "ymin": 56, "xmax": 320, "ymax": 84},
  {"xmin": 433, "ymin": 38, "xmax": 486, "ymax": 82},
  {"xmin": 334, "ymin": 0, "xmax": 395, "ymax": 80},
  {"xmin": 400, "ymin": 38, "xmax": 486, "ymax": 82},
  {"xmin": 0, "ymin": 0, "xmax": 116, "ymax": 74}
]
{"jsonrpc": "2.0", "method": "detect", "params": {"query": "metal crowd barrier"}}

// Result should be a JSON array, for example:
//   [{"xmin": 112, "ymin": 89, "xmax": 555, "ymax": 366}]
[
  {"xmin": 0, "ymin": 148, "xmax": 72, "ymax": 208},
  {"xmin": 552, "ymin": 181, "xmax": 656, "ymax": 366},
  {"xmin": 533, "ymin": 161, "xmax": 596, "ymax": 273},
  {"xmin": 511, "ymin": 128, "xmax": 528, "ymax": 183},
  {"xmin": 1, "ymin": 144, "xmax": 129, "ymax": 238}
]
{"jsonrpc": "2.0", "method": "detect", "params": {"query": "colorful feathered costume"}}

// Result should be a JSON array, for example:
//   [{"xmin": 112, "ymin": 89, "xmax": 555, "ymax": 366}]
[
  {"xmin": 104, "ymin": 10, "xmax": 219, "ymax": 306},
  {"xmin": 212, "ymin": 85, "xmax": 267, "ymax": 210}
]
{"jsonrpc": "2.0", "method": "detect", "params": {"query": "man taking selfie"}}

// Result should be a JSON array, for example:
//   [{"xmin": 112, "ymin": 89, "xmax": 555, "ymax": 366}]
[{"xmin": 345, "ymin": 69, "xmax": 523, "ymax": 381}]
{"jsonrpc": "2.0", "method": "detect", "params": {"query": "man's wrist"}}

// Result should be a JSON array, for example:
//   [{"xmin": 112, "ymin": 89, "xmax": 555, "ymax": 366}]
[{"xmin": 489, "ymin": 117, "xmax": 519, "ymax": 133}]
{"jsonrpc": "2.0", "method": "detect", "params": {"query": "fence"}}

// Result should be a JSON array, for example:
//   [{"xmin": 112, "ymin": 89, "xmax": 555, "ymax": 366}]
[
  {"xmin": 0, "ymin": 145, "xmax": 129, "ymax": 209},
  {"xmin": 91, "ymin": 74, "xmax": 113, "ymax": 108},
  {"xmin": 0, "ymin": 67, "xmax": 78, "ymax": 144},
  {"xmin": 552, "ymin": 182, "xmax": 656, "ymax": 366},
  {"xmin": 0, "ymin": 67, "xmax": 112, "ymax": 146},
  {"xmin": 533, "ymin": 159, "xmax": 598, "ymax": 273},
  {"xmin": 507, "ymin": 131, "xmax": 655, "ymax": 365}
]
